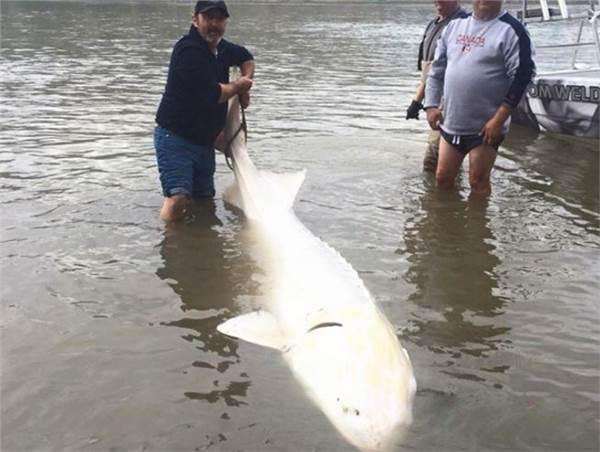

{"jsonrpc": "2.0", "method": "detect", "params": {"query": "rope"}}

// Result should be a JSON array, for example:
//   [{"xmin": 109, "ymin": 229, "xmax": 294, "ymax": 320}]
[{"xmin": 224, "ymin": 101, "xmax": 247, "ymax": 171}]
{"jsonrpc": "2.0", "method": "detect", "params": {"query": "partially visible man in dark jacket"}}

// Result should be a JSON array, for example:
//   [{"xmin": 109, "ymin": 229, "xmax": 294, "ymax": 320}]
[
  {"xmin": 155, "ymin": 0, "xmax": 254, "ymax": 221},
  {"xmin": 405, "ymin": 1, "xmax": 467, "ymax": 173}
]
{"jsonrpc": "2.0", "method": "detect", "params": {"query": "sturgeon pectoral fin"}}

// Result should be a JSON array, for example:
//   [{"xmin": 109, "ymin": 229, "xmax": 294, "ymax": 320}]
[{"xmin": 217, "ymin": 311, "xmax": 287, "ymax": 350}]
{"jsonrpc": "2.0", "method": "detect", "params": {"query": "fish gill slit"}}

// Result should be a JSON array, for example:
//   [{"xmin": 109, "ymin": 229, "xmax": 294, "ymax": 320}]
[{"xmin": 307, "ymin": 322, "xmax": 343, "ymax": 333}]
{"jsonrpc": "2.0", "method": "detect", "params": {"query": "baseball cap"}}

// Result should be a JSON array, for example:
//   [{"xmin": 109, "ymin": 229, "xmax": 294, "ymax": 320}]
[{"xmin": 194, "ymin": 0, "xmax": 230, "ymax": 17}]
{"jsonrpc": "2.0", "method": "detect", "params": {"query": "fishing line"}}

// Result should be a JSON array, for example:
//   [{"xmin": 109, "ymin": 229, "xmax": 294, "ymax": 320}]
[{"xmin": 223, "ymin": 97, "xmax": 247, "ymax": 171}]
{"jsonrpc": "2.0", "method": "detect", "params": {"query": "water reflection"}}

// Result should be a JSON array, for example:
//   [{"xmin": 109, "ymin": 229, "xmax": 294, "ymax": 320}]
[
  {"xmin": 1, "ymin": 0, "xmax": 597, "ymax": 448},
  {"xmin": 501, "ymin": 126, "xmax": 600, "ymax": 229},
  {"xmin": 403, "ymin": 187, "xmax": 510, "ymax": 362},
  {"xmin": 156, "ymin": 200, "xmax": 256, "ymax": 406}
]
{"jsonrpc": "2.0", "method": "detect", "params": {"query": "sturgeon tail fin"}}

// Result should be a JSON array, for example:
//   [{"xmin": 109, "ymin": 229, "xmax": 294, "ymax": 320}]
[
  {"xmin": 223, "ymin": 152, "xmax": 306, "ymax": 217},
  {"xmin": 222, "ymin": 95, "xmax": 306, "ymax": 217},
  {"xmin": 257, "ymin": 169, "xmax": 306, "ymax": 210}
]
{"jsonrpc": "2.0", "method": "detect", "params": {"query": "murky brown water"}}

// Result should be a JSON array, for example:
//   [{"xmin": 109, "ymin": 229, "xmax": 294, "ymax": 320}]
[{"xmin": 1, "ymin": 2, "xmax": 599, "ymax": 451}]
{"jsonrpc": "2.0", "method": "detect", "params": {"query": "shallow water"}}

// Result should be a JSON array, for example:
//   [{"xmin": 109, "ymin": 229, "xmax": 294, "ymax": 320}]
[{"xmin": 1, "ymin": 2, "xmax": 599, "ymax": 451}]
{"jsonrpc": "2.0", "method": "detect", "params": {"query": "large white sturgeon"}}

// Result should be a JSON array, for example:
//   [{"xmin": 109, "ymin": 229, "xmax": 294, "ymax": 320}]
[{"xmin": 218, "ymin": 97, "xmax": 416, "ymax": 451}]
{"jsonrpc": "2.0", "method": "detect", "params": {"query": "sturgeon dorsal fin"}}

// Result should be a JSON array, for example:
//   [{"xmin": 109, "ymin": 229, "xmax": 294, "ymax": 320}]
[
  {"xmin": 258, "ymin": 170, "xmax": 306, "ymax": 210},
  {"xmin": 217, "ymin": 311, "xmax": 287, "ymax": 350}
]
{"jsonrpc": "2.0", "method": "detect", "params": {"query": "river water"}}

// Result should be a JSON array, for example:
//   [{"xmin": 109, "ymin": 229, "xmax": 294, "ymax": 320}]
[{"xmin": 1, "ymin": 1, "xmax": 598, "ymax": 451}]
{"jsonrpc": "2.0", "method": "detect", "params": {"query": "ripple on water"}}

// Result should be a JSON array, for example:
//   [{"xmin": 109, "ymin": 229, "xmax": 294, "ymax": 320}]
[{"xmin": 0, "ymin": 2, "xmax": 598, "ymax": 451}]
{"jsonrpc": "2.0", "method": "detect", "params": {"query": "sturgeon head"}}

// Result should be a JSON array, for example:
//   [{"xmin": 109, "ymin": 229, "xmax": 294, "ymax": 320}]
[{"xmin": 219, "ymin": 97, "xmax": 416, "ymax": 451}]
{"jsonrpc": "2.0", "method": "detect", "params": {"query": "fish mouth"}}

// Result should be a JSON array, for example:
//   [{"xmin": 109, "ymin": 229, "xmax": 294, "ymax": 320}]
[{"xmin": 307, "ymin": 322, "xmax": 343, "ymax": 333}]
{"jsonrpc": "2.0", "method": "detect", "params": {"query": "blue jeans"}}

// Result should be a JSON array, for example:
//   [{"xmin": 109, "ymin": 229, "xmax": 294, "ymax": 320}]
[{"xmin": 154, "ymin": 126, "xmax": 215, "ymax": 198}]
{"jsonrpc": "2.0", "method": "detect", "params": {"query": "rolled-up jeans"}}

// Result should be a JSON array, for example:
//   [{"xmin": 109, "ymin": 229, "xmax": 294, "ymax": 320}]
[{"xmin": 154, "ymin": 126, "xmax": 215, "ymax": 198}]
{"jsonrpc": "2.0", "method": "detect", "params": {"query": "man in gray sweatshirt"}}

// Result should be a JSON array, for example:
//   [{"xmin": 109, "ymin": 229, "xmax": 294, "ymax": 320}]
[{"xmin": 424, "ymin": 0, "xmax": 535, "ymax": 196}]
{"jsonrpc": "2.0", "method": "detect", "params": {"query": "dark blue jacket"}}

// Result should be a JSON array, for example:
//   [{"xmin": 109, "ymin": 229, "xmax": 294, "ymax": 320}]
[{"xmin": 156, "ymin": 26, "xmax": 253, "ymax": 145}]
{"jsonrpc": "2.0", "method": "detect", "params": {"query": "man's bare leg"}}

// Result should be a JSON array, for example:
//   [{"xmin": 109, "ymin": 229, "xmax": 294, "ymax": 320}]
[
  {"xmin": 435, "ymin": 137, "xmax": 466, "ymax": 190},
  {"xmin": 468, "ymin": 144, "xmax": 498, "ymax": 197},
  {"xmin": 160, "ymin": 194, "xmax": 190, "ymax": 222}
]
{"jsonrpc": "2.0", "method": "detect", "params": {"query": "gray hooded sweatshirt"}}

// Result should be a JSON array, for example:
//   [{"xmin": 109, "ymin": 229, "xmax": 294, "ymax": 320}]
[{"xmin": 424, "ymin": 10, "xmax": 536, "ymax": 135}]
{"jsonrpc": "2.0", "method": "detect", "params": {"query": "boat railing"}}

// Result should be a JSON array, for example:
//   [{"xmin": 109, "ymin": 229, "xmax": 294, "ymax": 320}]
[{"xmin": 515, "ymin": 0, "xmax": 600, "ymax": 69}]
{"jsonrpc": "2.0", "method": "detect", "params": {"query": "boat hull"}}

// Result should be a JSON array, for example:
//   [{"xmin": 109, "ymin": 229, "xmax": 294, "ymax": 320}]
[{"xmin": 513, "ymin": 70, "xmax": 600, "ymax": 138}]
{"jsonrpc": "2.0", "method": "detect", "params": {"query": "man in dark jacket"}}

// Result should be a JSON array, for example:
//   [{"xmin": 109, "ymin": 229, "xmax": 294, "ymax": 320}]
[
  {"xmin": 405, "ymin": 1, "xmax": 467, "ymax": 173},
  {"xmin": 155, "ymin": 0, "xmax": 255, "ymax": 221}
]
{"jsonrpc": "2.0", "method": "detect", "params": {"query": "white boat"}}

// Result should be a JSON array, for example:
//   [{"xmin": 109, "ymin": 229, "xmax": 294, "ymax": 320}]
[{"xmin": 512, "ymin": 0, "xmax": 600, "ymax": 138}]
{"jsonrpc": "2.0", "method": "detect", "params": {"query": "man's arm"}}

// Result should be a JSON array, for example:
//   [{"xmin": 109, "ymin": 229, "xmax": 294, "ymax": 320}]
[
  {"xmin": 240, "ymin": 59, "xmax": 255, "ymax": 78},
  {"xmin": 178, "ymin": 46, "xmax": 253, "ymax": 107},
  {"xmin": 482, "ymin": 15, "xmax": 536, "ymax": 145},
  {"xmin": 414, "ymin": 60, "xmax": 433, "ymax": 103},
  {"xmin": 218, "ymin": 76, "xmax": 253, "ymax": 104},
  {"xmin": 406, "ymin": 67, "xmax": 431, "ymax": 120},
  {"xmin": 481, "ymin": 103, "xmax": 511, "ymax": 145},
  {"xmin": 406, "ymin": 21, "xmax": 434, "ymax": 120},
  {"xmin": 238, "ymin": 59, "xmax": 255, "ymax": 108},
  {"xmin": 423, "ymin": 29, "xmax": 448, "ymax": 130},
  {"xmin": 423, "ymin": 31, "xmax": 447, "ymax": 111},
  {"xmin": 214, "ymin": 58, "xmax": 254, "ymax": 151},
  {"xmin": 501, "ymin": 15, "xmax": 536, "ymax": 109},
  {"xmin": 414, "ymin": 83, "xmax": 425, "ymax": 104}
]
